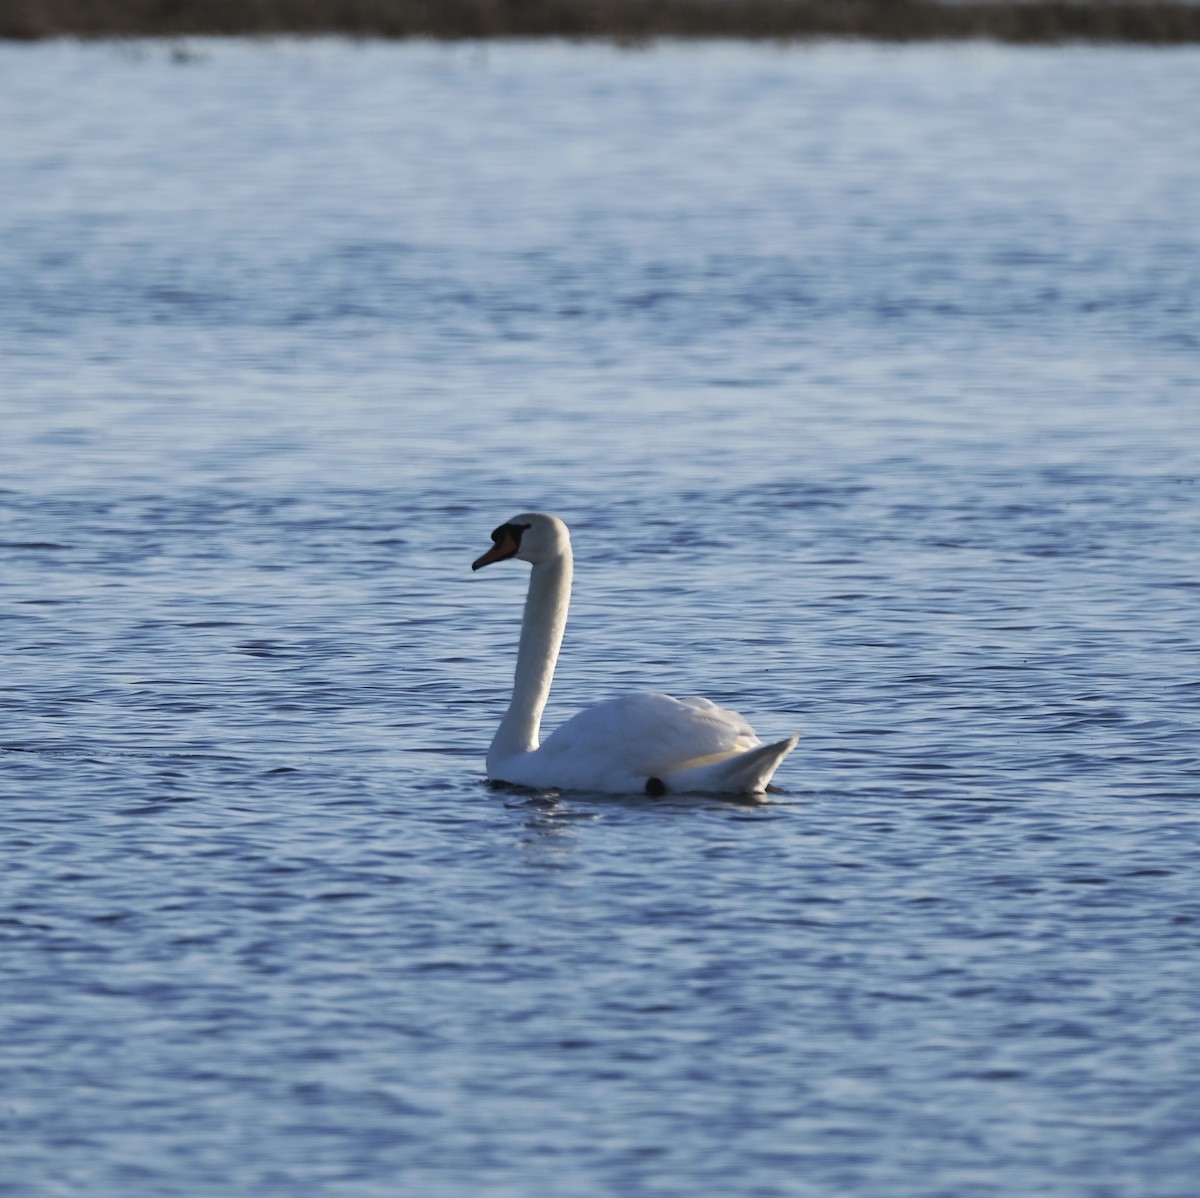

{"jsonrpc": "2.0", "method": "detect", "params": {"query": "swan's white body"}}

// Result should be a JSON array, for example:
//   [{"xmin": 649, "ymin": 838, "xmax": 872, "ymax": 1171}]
[{"xmin": 473, "ymin": 513, "xmax": 798, "ymax": 796}]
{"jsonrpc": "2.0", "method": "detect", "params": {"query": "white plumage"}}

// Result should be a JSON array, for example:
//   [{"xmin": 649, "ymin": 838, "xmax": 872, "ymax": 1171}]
[{"xmin": 472, "ymin": 513, "xmax": 798, "ymax": 796}]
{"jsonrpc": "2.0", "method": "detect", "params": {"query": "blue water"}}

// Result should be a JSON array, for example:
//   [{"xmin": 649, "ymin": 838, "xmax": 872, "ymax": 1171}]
[{"xmin": 2, "ymin": 37, "xmax": 1200, "ymax": 1197}]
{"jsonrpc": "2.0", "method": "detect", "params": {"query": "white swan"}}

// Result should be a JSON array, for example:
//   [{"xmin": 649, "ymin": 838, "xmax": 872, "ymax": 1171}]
[{"xmin": 472, "ymin": 513, "xmax": 799, "ymax": 796}]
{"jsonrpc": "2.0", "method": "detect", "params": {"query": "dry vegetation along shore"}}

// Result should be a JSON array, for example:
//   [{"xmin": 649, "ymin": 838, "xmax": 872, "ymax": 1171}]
[{"xmin": 2, "ymin": 0, "xmax": 1199, "ymax": 43}]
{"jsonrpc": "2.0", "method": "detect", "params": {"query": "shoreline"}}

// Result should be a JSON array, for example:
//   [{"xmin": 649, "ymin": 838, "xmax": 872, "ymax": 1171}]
[{"xmin": 4, "ymin": 1, "xmax": 1200, "ymax": 45}]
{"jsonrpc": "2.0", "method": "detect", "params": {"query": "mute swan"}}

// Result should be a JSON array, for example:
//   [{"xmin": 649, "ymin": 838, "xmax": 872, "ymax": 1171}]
[{"xmin": 472, "ymin": 513, "xmax": 798, "ymax": 796}]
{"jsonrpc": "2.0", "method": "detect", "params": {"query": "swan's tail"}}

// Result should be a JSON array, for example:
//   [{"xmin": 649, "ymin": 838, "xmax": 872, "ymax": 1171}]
[{"xmin": 661, "ymin": 734, "xmax": 800, "ymax": 797}]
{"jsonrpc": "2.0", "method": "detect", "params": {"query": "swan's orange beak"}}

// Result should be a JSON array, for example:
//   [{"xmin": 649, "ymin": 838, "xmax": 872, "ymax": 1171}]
[{"xmin": 472, "ymin": 531, "xmax": 520, "ymax": 571}]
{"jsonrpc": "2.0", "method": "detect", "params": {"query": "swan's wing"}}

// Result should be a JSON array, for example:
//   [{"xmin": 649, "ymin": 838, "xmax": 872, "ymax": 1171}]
[{"xmin": 538, "ymin": 691, "xmax": 762, "ymax": 778}]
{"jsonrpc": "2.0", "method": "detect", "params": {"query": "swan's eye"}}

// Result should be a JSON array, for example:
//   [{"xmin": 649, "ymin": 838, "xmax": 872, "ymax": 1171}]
[{"xmin": 491, "ymin": 522, "xmax": 531, "ymax": 546}]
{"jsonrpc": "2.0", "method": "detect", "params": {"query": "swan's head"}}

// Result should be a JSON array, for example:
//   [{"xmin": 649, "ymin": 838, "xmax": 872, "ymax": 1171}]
[{"xmin": 472, "ymin": 512, "xmax": 569, "ymax": 571}]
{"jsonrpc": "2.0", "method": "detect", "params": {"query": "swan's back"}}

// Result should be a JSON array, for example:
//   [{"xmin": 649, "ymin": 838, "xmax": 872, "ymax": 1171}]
[{"xmin": 537, "ymin": 691, "xmax": 761, "ymax": 778}]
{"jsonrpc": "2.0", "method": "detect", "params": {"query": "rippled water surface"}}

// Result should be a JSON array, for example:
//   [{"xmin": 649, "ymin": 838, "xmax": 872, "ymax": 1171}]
[{"xmin": 2, "ymin": 38, "xmax": 1200, "ymax": 1197}]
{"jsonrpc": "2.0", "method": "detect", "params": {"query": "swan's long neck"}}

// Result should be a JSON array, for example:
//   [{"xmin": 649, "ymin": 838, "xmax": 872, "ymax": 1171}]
[{"xmin": 490, "ymin": 544, "xmax": 573, "ymax": 761}]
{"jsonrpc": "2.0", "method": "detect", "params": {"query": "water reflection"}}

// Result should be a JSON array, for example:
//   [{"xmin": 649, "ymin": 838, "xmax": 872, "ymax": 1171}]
[{"xmin": 3, "ymin": 38, "xmax": 1199, "ymax": 1198}]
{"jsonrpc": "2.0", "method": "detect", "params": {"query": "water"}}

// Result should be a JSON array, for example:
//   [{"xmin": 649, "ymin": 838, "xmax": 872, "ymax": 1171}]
[{"xmin": 2, "ymin": 37, "xmax": 1200, "ymax": 1197}]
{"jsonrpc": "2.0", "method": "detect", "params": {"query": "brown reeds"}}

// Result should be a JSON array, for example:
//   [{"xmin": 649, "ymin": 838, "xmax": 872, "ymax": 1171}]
[{"xmin": 2, "ymin": 0, "xmax": 1199, "ymax": 43}]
